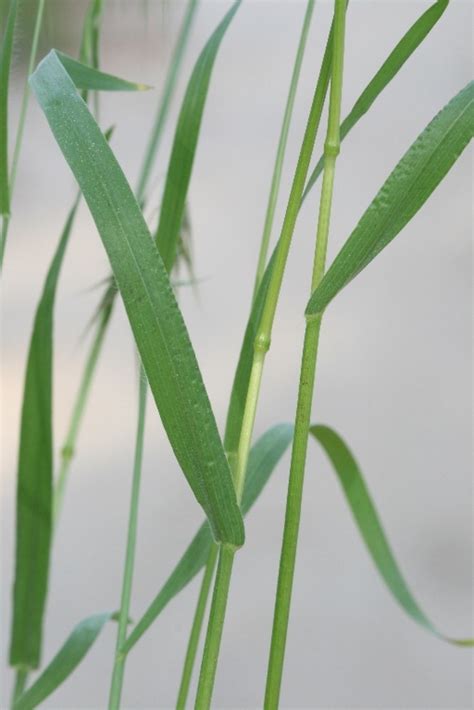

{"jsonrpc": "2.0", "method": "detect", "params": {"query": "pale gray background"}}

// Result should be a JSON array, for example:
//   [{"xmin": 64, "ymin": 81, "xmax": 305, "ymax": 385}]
[{"xmin": 1, "ymin": 1, "xmax": 472, "ymax": 708}]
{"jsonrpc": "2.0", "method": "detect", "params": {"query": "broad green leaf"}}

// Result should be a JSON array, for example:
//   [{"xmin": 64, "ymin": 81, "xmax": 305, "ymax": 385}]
[
  {"xmin": 310, "ymin": 425, "xmax": 473, "ymax": 646},
  {"xmin": 306, "ymin": 82, "xmax": 474, "ymax": 316},
  {"xmin": 122, "ymin": 424, "xmax": 293, "ymax": 654},
  {"xmin": 302, "ymin": 0, "xmax": 449, "ymax": 201},
  {"xmin": 9, "ymin": 201, "xmax": 79, "ymax": 669},
  {"xmin": 154, "ymin": 0, "xmax": 241, "ymax": 271},
  {"xmin": 13, "ymin": 613, "xmax": 112, "ymax": 710},
  {"xmin": 0, "ymin": 0, "xmax": 17, "ymax": 215},
  {"xmin": 56, "ymin": 51, "xmax": 150, "ymax": 92},
  {"xmin": 30, "ymin": 50, "xmax": 244, "ymax": 547},
  {"xmin": 224, "ymin": 252, "xmax": 276, "ymax": 454}
]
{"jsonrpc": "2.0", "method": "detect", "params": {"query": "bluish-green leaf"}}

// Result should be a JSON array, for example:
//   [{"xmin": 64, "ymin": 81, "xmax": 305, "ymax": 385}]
[
  {"xmin": 30, "ymin": 50, "xmax": 244, "ymax": 547},
  {"xmin": 9, "ymin": 201, "xmax": 79, "ymax": 669},
  {"xmin": 154, "ymin": 0, "xmax": 241, "ymax": 271},
  {"xmin": 306, "ymin": 82, "xmax": 474, "ymax": 316},
  {"xmin": 302, "ymin": 0, "xmax": 449, "ymax": 201},
  {"xmin": 56, "ymin": 51, "xmax": 150, "ymax": 92},
  {"xmin": 310, "ymin": 424, "xmax": 473, "ymax": 646},
  {"xmin": 122, "ymin": 424, "xmax": 293, "ymax": 654},
  {"xmin": 0, "ymin": 0, "xmax": 17, "ymax": 215},
  {"xmin": 13, "ymin": 613, "xmax": 112, "ymax": 710}
]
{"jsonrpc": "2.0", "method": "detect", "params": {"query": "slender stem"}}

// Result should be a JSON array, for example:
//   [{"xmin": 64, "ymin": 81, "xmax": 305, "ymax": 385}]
[
  {"xmin": 135, "ymin": 0, "xmax": 199, "ymax": 205},
  {"xmin": 108, "ymin": 370, "xmax": 147, "ymax": 710},
  {"xmin": 11, "ymin": 666, "xmax": 28, "ymax": 707},
  {"xmin": 193, "ymin": 22, "xmax": 335, "ymax": 710},
  {"xmin": 0, "ymin": 0, "xmax": 46, "ymax": 268},
  {"xmin": 176, "ymin": 544, "xmax": 218, "ymax": 710},
  {"xmin": 252, "ymin": 0, "xmax": 315, "ymax": 302},
  {"xmin": 264, "ymin": 2, "xmax": 347, "ymax": 706},
  {"xmin": 53, "ymin": 296, "xmax": 114, "ymax": 523},
  {"xmin": 194, "ymin": 545, "xmax": 235, "ymax": 710}
]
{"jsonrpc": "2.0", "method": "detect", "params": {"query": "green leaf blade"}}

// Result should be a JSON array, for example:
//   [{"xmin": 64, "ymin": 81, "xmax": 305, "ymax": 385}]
[
  {"xmin": 0, "ymin": 0, "xmax": 17, "ymax": 215},
  {"xmin": 310, "ymin": 424, "xmax": 473, "ymax": 646},
  {"xmin": 303, "ymin": 0, "xmax": 450, "ymax": 201},
  {"xmin": 306, "ymin": 82, "xmax": 474, "ymax": 316},
  {"xmin": 30, "ymin": 50, "xmax": 244, "ymax": 547},
  {"xmin": 9, "ymin": 202, "xmax": 78, "ymax": 669},
  {"xmin": 56, "ymin": 51, "xmax": 151, "ymax": 92},
  {"xmin": 13, "ymin": 613, "xmax": 112, "ymax": 710},
  {"xmin": 122, "ymin": 424, "xmax": 293, "ymax": 654},
  {"xmin": 155, "ymin": 0, "xmax": 241, "ymax": 271}
]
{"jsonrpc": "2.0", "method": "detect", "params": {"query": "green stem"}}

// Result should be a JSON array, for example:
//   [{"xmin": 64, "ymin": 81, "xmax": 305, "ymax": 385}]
[
  {"xmin": 194, "ymin": 545, "xmax": 235, "ymax": 710},
  {"xmin": 108, "ymin": 369, "xmax": 147, "ymax": 710},
  {"xmin": 264, "ymin": 2, "xmax": 347, "ymax": 706},
  {"xmin": 53, "ymin": 295, "xmax": 114, "ymax": 523},
  {"xmin": 11, "ymin": 666, "xmax": 28, "ymax": 707},
  {"xmin": 0, "ymin": 0, "xmax": 46, "ymax": 268},
  {"xmin": 194, "ymin": 21, "xmax": 335, "ymax": 710},
  {"xmin": 251, "ymin": 0, "xmax": 315, "ymax": 302},
  {"xmin": 176, "ymin": 544, "xmax": 218, "ymax": 710},
  {"xmin": 135, "ymin": 0, "xmax": 199, "ymax": 205}
]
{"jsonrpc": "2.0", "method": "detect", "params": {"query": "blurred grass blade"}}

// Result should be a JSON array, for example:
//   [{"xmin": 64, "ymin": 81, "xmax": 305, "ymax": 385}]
[
  {"xmin": 306, "ymin": 82, "xmax": 474, "ymax": 317},
  {"xmin": 310, "ymin": 425, "xmax": 473, "ymax": 646},
  {"xmin": 30, "ymin": 50, "xmax": 244, "ymax": 547},
  {"xmin": 13, "ymin": 613, "xmax": 112, "ymax": 710},
  {"xmin": 136, "ymin": 0, "xmax": 199, "ymax": 204},
  {"xmin": 224, "ymin": 252, "xmax": 276, "ymax": 455},
  {"xmin": 79, "ymin": 0, "xmax": 103, "ymax": 66},
  {"xmin": 0, "ymin": 0, "xmax": 17, "ymax": 215},
  {"xmin": 303, "ymin": 0, "xmax": 449, "ymax": 201},
  {"xmin": 122, "ymin": 424, "xmax": 293, "ymax": 654},
  {"xmin": 56, "ymin": 51, "xmax": 150, "ymax": 92},
  {"xmin": 154, "ymin": 0, "xmax": 241, "ymax": 271},
  {"xmin": 9, "ymin": 201, "xmax": 79, "ymax": 669}
]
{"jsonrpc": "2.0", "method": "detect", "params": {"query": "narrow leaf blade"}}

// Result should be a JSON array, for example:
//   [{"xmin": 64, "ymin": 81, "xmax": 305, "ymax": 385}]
[
  {"xmin": 30, "ymin": 50, "xmax": 244, "ymax": 547},
  {"xmin": 303, "ymin": 0, "xmax": 449, "ymax": 200},
  {"xmin": 155, "ymin": 0, "xmax": 241, "ymax": 271},
  {"xmin": 9, "ymin": 202, "xmax": 78, "ymax": 669},
  {"xmin": 13, "ymin": 613, "xmax": 112, "ymax": 710},
  {"xmin": 122, "ymin": 424, "xmax": 293, "ymax": 654},
  {"xmin": 0, "ymin": 0, "xmax": 17, "ymax": 215},
  {"xmin": 56, "ymin": 51, "xmax": 150, "ymax": 92},
  {"xmin": 310, "ymin": 424, "xmax": 473, "ymax": 646},
  {"xmin": 306, "ymin": 82, "xmax": 474, "ymax": 316}
]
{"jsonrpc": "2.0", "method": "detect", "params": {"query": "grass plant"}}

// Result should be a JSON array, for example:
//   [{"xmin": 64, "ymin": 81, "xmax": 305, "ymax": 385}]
[{"xmin": 2, "ymin": 0, "xmax": 472, "ymax": 707}]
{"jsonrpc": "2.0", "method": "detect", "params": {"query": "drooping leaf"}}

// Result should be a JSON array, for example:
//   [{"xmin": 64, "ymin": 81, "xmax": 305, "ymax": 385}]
[
  {"xmin": 310, "ymin": 424, "xmax": 473, "ymax": 646},
  {"xmin": 56, "ymin": 51, "xmax": 150, "ymax": 92},
  {"xmin": 9, "ymin": 201, "xmax": 79, "ymax": 669},
  {"xmin": 122, "ymin": 424, "xmax": 293, "ymax": 654},
  {"xmin": 154, "ymin": 0, "xmax": 241, "ymax": 271},
  {"xmin": 30, "ymin": 50, "xmax": 244, "ymax": 547},
  {"xmin": 0, "ymin": 0, "xmax": 17, "ymax": 215},
  {"xmin": 302, "ymin": 0, "xmax": 449, "ymax": 201},
  {"xmin": 13, "ymin": 613, "xmax": 112, "ymax": 710},
  {"xmin": 306, "ymin": 82, "xmax": 474, "ymax": 316}
]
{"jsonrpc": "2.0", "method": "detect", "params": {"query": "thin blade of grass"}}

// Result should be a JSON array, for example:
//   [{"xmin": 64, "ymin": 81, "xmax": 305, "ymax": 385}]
[
  {"xmin": 9, "ymin": 201, "xmax": 79, "ymax": 669},
  {"xmin": 30, "ymin": 50, "xmax": 244, "ymax": 547},
  {"xmin": 310, "ymin": 425, "xmax": 473, "ymax": 646},
  {"xmin": 306, "ymin": 82, "xmax": 474, "ymax": 317},
  {"xmin": 56, "ymin": 52, "xmax": 150, "ymax": 92},
  {"xmin": 0, "ymin": 0, "xmax": 17, "ymax": 215},
  {"xmin": 154, "ymin": 0, "xmax": 241, "ymax": 272},
  {"xmin": 136, "ymin": 0, "xmax": 199, "ymax": 204},
  {"xmin": 122, "ymin": 424, "xmax": 293, "ymax": 655},
  {"xmin": 302, "ymin": 0, "xmax": 449, "ymax": 201},
  {"xmin": 13, "ymin": 613, "xmax": 113, "ymax": 710},
  {"xmin": 224, "ymin": 252, "xmax": 276, "ymax": 456}
]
